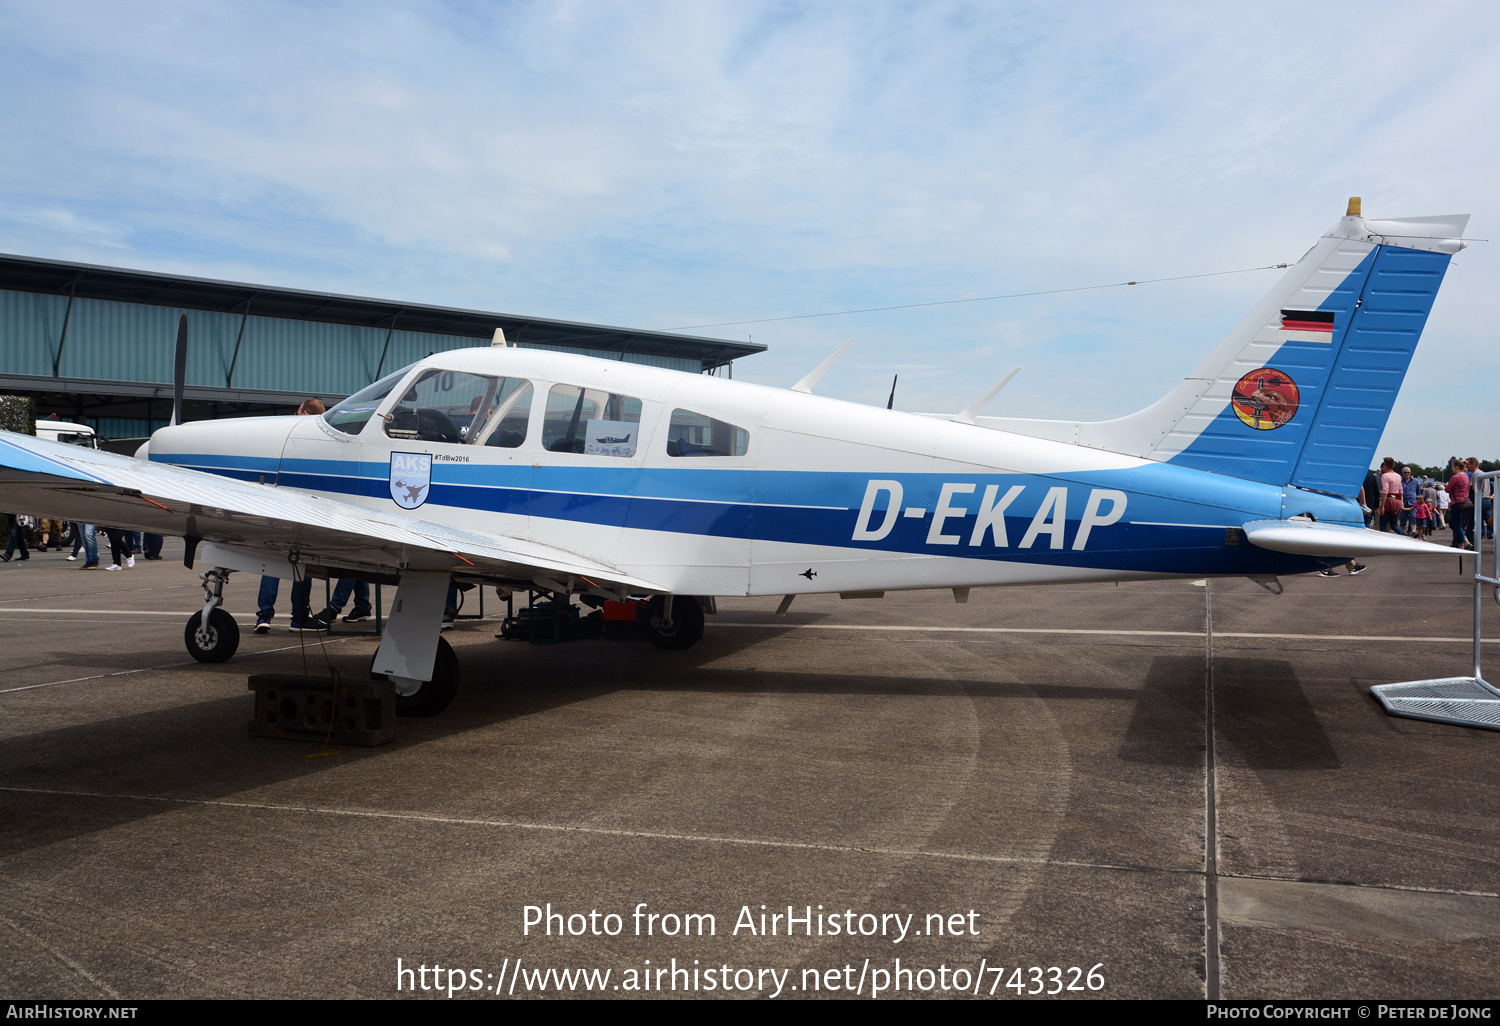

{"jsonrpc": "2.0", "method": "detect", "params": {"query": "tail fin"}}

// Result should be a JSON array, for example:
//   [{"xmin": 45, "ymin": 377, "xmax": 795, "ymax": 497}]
[{"xmin": 981, "ymin": 202, "xmax": 1467, "ymax": 496}]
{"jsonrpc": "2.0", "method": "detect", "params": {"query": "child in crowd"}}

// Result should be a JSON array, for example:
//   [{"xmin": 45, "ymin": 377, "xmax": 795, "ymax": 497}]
[
  {"xmin": 1436, "ymin": 486, "xmax": 1450, "ymax": 530},
  {"xmin": 1412, "ymin": 494, "xmax": 1432, "ymax": 540}
]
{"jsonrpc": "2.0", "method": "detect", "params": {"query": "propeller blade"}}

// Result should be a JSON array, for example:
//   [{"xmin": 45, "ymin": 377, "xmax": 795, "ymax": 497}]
[{"xmin": 171, "ymin": 314, "xmax": 187, "ymax": 427}]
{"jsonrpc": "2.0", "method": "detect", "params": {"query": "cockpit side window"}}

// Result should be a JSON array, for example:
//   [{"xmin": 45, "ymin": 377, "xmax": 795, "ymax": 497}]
[
  {"xmin": 666, "ymin": 409, "xmax": 749, "ymax": 457},
  {"xmin": 322, "ymin": 363, "xmax": 414, "ymax": 435},
  {"xmin": 384, "ymin": 369, "xmax": 509, "ymax": 445},
  {"xmin": 542, "ymin": 384, "xmax": 643, "ymax": 457},
  {"xmin": 470, "ymin": 378, "xmax": 534, "ymax": 448}
]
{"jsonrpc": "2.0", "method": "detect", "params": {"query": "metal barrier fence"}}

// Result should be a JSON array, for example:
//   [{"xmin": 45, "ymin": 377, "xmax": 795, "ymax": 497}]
[{"xmin": 1370, "ymin": 469, "xmax": 1500, "ymax": 731}]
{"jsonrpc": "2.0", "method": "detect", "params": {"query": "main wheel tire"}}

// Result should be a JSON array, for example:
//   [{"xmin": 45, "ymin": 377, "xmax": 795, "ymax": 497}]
[
  {"xmin": 645, "ymin": 595, "xmax": 704, "ymax": 650},
  {"xmin": 386, "ymin": 636, "xmax": 460, "ymax": 717},
  {"xmin": 184, "ymin": 608, "xmax": 240, "ymax": 663}
]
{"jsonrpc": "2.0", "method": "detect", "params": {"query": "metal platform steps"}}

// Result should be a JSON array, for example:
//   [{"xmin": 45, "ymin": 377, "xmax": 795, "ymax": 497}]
[
  {"xmin": 1371, "ymin": 676, "xmax": 1500, "ymax": 731},
  {"xmin": 1372, "ymin": 469, "xmax": 1498, "ymax": 732}
]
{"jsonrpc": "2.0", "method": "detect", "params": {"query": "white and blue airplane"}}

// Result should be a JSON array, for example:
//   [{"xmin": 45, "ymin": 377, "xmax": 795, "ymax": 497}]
[{"xmin": 0, "ymin": 199, "xmax": 1471, "ymax": 716}]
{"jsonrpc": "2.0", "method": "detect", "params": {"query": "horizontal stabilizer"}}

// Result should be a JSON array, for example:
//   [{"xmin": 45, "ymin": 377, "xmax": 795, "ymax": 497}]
[{"xmin": 1243, "ymin": 519, "xmax": 1470, "ymax": 558}]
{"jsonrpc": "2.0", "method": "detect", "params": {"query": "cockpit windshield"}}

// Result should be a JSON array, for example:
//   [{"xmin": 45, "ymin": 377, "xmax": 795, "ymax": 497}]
[{"xmin": 322, "ymin": 363, "xmax": 416, "ymax": 435}]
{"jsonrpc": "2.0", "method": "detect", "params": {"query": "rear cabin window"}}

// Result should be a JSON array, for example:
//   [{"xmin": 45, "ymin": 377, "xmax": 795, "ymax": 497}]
[
  {"xmin": 667, "ymin": 409, "xmax": 749, "ymax": 457},
  {"xmin": 542, "ymin": 385, "xmax": 643, "ymax": 457},
  {"xmin": 384, "ymin": 369, "xmax": 532, "ymax": 446}
]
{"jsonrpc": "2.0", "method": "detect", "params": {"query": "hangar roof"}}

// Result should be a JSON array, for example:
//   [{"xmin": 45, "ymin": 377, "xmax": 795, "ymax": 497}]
[{"xmin": 0, "ymin": 252, "xmax": 763, "ymax": 370}]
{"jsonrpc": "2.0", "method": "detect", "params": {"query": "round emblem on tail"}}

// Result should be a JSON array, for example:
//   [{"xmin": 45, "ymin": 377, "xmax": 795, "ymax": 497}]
[{"xmin": 1230, "ymin": 368, "xmax": 1299, "ymax": 430}]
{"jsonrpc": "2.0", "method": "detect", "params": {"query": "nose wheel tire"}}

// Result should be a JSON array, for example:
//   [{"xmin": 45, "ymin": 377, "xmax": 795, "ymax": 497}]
[
  {"xmin": 184, "ymin": 608, "xmax": 240, "ymax": 663},
  {"xmin": 371, "ymin": 636, "xmax": 461, "ymax": 717},
  {"xmin": 645, "ymin": 596, "xmax": 704, "ymax": 650}
]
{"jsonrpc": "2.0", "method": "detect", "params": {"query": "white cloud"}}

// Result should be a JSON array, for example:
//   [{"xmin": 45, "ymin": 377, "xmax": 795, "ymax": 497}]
[{"xmin": 0, "ymin": 0, "xmax": 1495, "ymax": 460}]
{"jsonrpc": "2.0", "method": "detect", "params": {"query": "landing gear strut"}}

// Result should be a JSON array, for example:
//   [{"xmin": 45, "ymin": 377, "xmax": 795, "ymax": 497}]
[{"xmin": 185, "ymin": 567, "xmax": 240, "ymax": 662}]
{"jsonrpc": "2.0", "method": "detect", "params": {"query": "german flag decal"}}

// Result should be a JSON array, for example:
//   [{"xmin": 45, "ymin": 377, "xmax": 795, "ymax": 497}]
[
  {"xmin": 1280, "ymin": 308, "xmax": 1335, "ymax": 342},
  {"xmin": 1231, "ymin": 368, "xmax": 1299, "ymax": 430}
]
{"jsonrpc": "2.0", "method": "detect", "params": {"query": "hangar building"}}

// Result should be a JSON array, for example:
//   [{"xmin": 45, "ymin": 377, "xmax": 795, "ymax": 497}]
[{"xmin": 0, "ymin": 253, "xmax": 762, "ymax": 442}]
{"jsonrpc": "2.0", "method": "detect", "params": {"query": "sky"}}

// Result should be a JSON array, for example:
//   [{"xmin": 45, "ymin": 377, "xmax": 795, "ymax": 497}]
[{"xmin": 1, "ymin": 1, "xmax": 1496, "ymax": 464}]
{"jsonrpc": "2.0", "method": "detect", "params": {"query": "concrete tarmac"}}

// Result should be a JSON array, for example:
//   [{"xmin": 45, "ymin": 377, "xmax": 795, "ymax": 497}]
[{"xmin": 0, "ymin": 542, "xmax": 1497, "ymax": 1000}]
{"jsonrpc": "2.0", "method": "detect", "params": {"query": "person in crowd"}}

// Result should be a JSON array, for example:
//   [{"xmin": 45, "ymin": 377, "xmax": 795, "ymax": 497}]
[
  {"xmin": 1465, "ymin": 457, "xmax": 1493, "ymax": 542},
  {"xmin": 1412, "ymin": 492, "xmax": 1432, "ymax": 541},
  {"xmin": 313, "ymin": 576, "xmax": 374, "ymax": 627},
  {"xmin": 142, "ymin": 533, "xmax": 164, "ymax": 559},
  {"xmin": 256, "ymin": 573, "xmax": 317, "ymax": 632},
  {"xmin": 77, "ymin": 523, "xmax": 99, "ymax": 569},
  {"xmin": 1423, "ymin": 479, "xmax": 1443, "ymax": 531},
  {"xmin": 1436, "ymin": 479, "xmax": 1450, "ymax": 529},
  {"xmin": 36, "ymin": 518, "xmax": 62, "ymax": 552},
  {"xmin": 67, "ymin": 522, "xmax": 83, "ymax": 560},
  {"xmin": 1362, "ymin": 466, "xmax": 1382, "ymax": 529},
  {"xmin": 2, "ymin": 513, "xmax": 30, "ymax": 562},
  {"xmin": 1378, "ymin": 457, "xmax": 1404, "ymax": 533},
  {"xmin": 1447, "ymin": 459, "xmax": 1474, "ymax": 550},
  {"xmin": 1399, "ymin": 467, "xmax": 1418, "ymax": 536},
  {"xmin": 103, "ymin": 527, "xmax": 135, "ymax": 570},
  {"xmin": 255, "ymin": 398, "xmax": 326, "ymax": 632}
]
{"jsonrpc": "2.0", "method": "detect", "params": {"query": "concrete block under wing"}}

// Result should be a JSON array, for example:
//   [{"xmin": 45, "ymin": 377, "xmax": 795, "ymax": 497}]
[{"xmin": 248, "ymin": 673, "xmax": 396, "ymax": 746}]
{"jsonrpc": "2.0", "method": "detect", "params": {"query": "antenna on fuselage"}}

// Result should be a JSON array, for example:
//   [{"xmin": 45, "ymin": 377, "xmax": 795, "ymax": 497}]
[
  {"xmin": 170, "ymin": 314, "xmax": 187, "ymax": 427},
  {"xmin": 491, "ymin": 327, "xmax": 510, "ymax": 347},
  {"xmin": 790, "ymin": 338, "xmax": 853, "ymax": 394},
  {"xmin": 954, "ymin": 367, "xmax": 1020, "ymax": 425},
  {"xmin": 887, "ymin": 375, "xmax": 898, "ymax": 410}
]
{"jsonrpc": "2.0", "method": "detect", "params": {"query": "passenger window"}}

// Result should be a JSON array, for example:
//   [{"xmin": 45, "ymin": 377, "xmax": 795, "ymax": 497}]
[
  {"xmin": 470, "ymin": 378, "xmax": 533, "ymax": 448},
  {"xmin": 384, "ymin": 369, "xmax": 506, "ymax": 445},
  {"xmin": 667, "ymin": 409, "xmax": 749, "ymax": 457},
  {"xmin": 542, "ymin": 384, "xmax": 643, "ymax": 457}
]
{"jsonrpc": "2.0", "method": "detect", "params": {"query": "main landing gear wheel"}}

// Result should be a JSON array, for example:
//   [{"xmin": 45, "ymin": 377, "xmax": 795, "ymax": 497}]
[
  {"xmin": 184, "ymin": 608, "xmax": 240, "ymax": 663},
  {"xmin": 645, "ymin": 595, "xmax": 704, "ymax": 650},
  {"xmin": 371, "ymin": 636, "xmax": 461, "ymax": 717}
]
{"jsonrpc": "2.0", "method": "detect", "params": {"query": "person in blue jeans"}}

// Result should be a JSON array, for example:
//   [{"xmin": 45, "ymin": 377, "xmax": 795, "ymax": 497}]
[
  {"xmin": 314, "ymin": 577, "xmax": 373, "ymax": 626},
  {"xmin": 77, "ymin": 523, "xmax": 99, "ymax": 568},
  {"xmin": 256, "ymin": 575, "xmax": 317, "ymax": 632}
]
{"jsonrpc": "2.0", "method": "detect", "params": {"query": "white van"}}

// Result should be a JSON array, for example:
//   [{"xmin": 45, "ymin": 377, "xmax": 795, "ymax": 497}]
[{"xmin": 35, "ymin": 420, "xmax": 100, "ymax": 449}]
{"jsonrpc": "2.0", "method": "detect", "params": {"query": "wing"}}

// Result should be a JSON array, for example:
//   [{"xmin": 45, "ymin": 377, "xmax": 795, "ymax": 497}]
[
  {"xmin": 0, "ymin": 431, "xmax": 664, "ymax": 592},
  {"xmin": 1243, "ymin": 518, "xmax": 1470, "ymax": 558}
]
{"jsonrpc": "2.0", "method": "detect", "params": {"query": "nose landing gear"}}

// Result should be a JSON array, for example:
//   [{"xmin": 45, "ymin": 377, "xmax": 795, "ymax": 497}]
[{"xmin": 185, "ymin": 567, "xmax": 240, "ymax": 663}]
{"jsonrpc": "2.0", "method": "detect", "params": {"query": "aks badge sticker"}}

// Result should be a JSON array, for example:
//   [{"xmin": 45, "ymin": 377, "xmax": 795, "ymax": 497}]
[
  {"xmin": 389, "ymin": 452, "xmax": 433, "ymax": 509},
  {"xmin": 1231, "ymin": 368, "xmax": 1299, "ymax": 430}
]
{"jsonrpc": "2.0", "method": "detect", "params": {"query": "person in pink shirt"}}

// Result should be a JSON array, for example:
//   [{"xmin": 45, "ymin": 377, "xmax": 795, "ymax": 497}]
[
  {"xmin": 1447, "ymin": 460, "xmax": 1474, "ymax": 549},
  {"xmin": 1378, "ymin": 457, "xmax": 1404, "ymax": 534}
]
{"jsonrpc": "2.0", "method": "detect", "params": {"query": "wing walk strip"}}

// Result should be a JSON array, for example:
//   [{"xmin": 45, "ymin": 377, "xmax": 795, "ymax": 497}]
[{"xmin": 0, "ymin": 784, "xmax": 1495, "ymax": 901}]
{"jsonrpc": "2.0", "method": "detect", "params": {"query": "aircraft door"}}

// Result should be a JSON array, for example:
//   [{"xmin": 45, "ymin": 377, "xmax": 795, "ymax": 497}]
[{"xmin": 528, "ymin": 383, "xmax": 650, "ymax": 565}]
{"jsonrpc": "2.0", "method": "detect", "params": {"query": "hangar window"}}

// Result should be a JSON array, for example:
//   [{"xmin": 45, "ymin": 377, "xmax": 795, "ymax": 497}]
[
  {"xmin": 667, "ymin": 409, "xmax": 748, "ymax": 457},
  {"xmin": 323, "ymin": 363, "xmax": 414, "ymax": 435},
  {"xmin": 384, "ymin": 369, "xmax": 527, "ymax": 446},
  {"xmin": 542, "ymin": 384, "xmax": 643, "ymax": 457}
]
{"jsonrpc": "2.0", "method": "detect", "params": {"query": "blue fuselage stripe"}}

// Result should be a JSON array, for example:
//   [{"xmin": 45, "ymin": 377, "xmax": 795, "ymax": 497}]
[{"xmin": 153, "ymin": 453, "xmax": 1347, "ymax": 576}]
